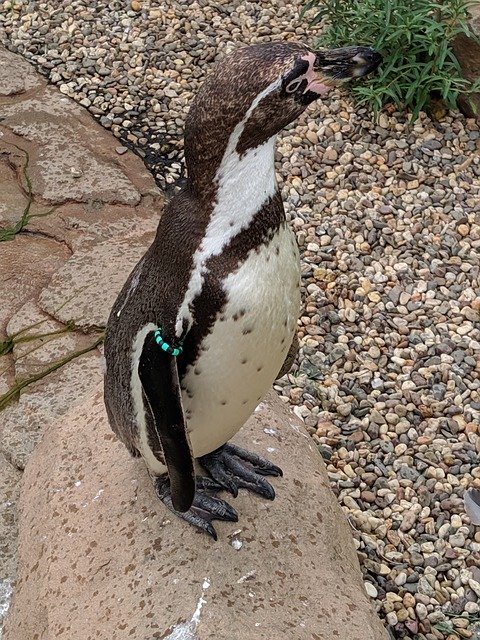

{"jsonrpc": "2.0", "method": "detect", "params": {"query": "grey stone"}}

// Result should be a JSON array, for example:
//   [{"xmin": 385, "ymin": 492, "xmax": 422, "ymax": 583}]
[{"xmin": 398, "ymin": 465, "xmax": 420, "ymax": 482}]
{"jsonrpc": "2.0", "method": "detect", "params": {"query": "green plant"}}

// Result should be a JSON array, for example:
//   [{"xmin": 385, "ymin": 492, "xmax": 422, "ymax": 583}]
[
  {"xmin": 0, "ymin": 332, "xmax": 104, "ymax": 411},
  {"xmin": 302, "ymin": 0, "xmax": 480, "ymax": 119},
  {"xmin": 0, "ymin": 143, "xmax": 55, "ymax": 242}
]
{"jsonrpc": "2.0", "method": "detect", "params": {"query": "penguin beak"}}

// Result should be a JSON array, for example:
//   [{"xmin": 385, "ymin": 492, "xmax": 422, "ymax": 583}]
[{"xmin": 313, "ymin": 46, "xmax": 382, "ymax": 84}]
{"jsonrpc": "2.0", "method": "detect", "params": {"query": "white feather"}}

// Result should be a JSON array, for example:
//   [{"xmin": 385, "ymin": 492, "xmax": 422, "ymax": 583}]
[
  {"xmin": 131, "ymin": 323, "xmax": 167, "ymax": 475},
  {"xmin": 182, "ymin": 224, "xmax": 300, "ymax": 458}
]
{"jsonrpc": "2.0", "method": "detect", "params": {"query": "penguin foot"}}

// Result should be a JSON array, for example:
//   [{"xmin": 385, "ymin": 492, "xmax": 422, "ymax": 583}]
[
  {"xmin": 154, "ymin": 475, "xmax": 238, "ymax": 541},
  {"xmin": 199, "ymin": 443, "xmax": 283, "ymax": 501}
]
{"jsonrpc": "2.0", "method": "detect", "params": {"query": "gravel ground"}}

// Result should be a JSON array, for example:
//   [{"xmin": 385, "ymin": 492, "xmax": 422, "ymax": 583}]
[{"xmin": 2, "ymin": 1, "xmax": 480, "ymax": 639}]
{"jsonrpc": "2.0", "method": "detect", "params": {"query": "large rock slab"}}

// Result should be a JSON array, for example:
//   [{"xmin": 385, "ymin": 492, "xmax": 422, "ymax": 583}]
[
  {"xmin": 0, "ymin": 127, "xmax": 162, "ymax": 254},
  {"xmin": 0, "ymin": 454, "xmax": 21, "ymax": 633},
  {"xmin": 0, "ymin": 154, "xmax": 29, "ymax": 228},
  {"xmin": 0, "ymin": 99, "xmax": 141, "ymax": 205},
  {"xmin": 1, "ymin": 352, "xmax": 103, "ymax": 470},
  {"xmin": 0, "ymin": 235, "xmax": 71, "ymax": 400},
  {"xmin": 39, "ymin": 232, "xmax": 155, "ymax": 328},
  {"xmin": 5, "ymin": 388, "xmax": 388, "ymax": 640},
  {"xmin": 0, "ymin": 48, "xmax": 44, "ymax": 96},
  {"xmin": 1, "ymin": 302, "xmax": 104, "ymax": 469},
  {"xmin": 454, "ymin": 5, "xmax": 480, "ymax": 118},
  {"xmin": 0, "ymin": 236, "xmax": 70, "ymax": 334},
  {"xmin": 0, "ymin": 48, "xmax": 159, "ymax": 205},
  {"xmin": 6, "ymin": 301, "xmax": 100, "ymax": 380}
]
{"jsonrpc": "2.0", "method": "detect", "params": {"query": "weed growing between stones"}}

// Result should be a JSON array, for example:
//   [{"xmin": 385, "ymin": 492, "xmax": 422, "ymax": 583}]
[
  {"xmin": 0, "ymin": 143, "xmax": 55, "ymax": 242},
  {"xmin": 0, "ymin": 332, "xmax": 104, "ymax": 411},
  {"xmin": 0, "ymin": 322, "xmax": 75, "ymax": 357},
  {"xmin": 303, "ymin": 0, "xmax": 480, "ymax": 119}
]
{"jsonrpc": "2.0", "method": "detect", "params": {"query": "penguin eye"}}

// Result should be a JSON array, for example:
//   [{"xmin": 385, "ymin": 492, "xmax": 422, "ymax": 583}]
[{"xmin": 285, "ymin": 77, "xmax": 305, "ymax": 94}]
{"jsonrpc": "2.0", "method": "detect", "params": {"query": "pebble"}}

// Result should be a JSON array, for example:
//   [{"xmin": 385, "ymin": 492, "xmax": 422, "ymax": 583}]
[{"xmin": 1, "ymin": 2, "xmax": 479, "ymax": 639}]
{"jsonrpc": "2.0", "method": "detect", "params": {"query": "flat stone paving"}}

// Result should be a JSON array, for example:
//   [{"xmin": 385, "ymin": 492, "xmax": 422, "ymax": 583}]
[{"xmin": 0, "ymin": 45, "xmax": 163, "ymax": 633}]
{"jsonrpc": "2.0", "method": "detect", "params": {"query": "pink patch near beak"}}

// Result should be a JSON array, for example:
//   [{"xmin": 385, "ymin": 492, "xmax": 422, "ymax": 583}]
[{"xmin": 301, "ymin": 52, "xmax": 332, "ymax": 96}]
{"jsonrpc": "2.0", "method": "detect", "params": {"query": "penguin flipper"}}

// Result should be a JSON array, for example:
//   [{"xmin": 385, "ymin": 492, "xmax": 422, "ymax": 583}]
[{"xmin": 138, "ymin": 330, "xmax": 195, "ymax": 513}]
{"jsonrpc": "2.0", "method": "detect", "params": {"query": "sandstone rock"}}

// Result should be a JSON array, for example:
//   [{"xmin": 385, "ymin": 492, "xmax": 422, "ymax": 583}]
[
  {"xmin": 0, "ymin": 93, "xmax": 141, "ymax": 204},
  {"xmin": 0, "ymin": 154, "xmax": 29, "ymax": 228},
  {"xmin": 0, "ymin": 453, "xmax": 21, "ymax": 633},
  {"xmin": 5, "ymin": 389, "xmax": 388, "ymax": 640},
  {"xmin": 0, "ymin": 236, "xmax": 70, "ymax": 333},
  {"xmin": 0, "ymin": 235, "xmax": 71, "ymax": 398},
  {"xmin": 1, "ymin": 352, "xmax": 103, "ymax": 470},
  {"xmin": 6, "ymin": 301, "xmax": 100, "ymax": 379},
  {"xmin": 0, "ymin": 49, "xmax": 159, "ymax": 205},
  {"xmin": 0, "ymin": 49, "xmax": 44, "ymax": 96},
  {"xmin": 37, "ymin": 202, "xmax": 160, "ymax": 253},
  {"xmin": 39, "ymin": 233, "xmax": 154, "ymax": 328},
  {"xmin": 0, "ymin": 127, "xmax": 161, "ymax": 253},
  {"xmin": 453, "ymin": 6, "xmax": 480, "ymax": 118}
]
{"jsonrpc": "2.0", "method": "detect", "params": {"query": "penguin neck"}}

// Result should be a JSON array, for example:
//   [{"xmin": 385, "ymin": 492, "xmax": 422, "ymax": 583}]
[
  {"xmin": 172, "ymin": 132, "xmax": 284, "ymax": 339},
  {"xmin": 188, "ymin": 117, "xmax": 278, "ymax": 205},
  {"xmin": 187, "ymin": 133, "xmax": 279, "ymax": 252},
  {"xmin": 184, "ymin": 78, "xmax": 283, "ymax": 214}
]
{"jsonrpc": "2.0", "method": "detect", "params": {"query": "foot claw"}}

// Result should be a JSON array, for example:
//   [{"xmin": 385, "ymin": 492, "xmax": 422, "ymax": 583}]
[
  {"xmin": 224, "ymin": 443, "xmax": 283, "ymax": 477},
  {"xmin": 154, "ymin": 475, "xmax": 237, "ymax": 540},
  {"xmin": 200, "ymin": 443, "xmax": 282, "ymax": 502}
]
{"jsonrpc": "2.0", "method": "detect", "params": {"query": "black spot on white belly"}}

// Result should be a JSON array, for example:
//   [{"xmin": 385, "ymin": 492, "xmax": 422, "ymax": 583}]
[{"xmin": 232, "ymin": 309, "xmax": 247, "ymax": 321}]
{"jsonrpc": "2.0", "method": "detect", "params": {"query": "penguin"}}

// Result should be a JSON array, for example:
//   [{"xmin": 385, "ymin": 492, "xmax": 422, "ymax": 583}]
[{"xmin": 104, "ymin": 42, "xmax": 381, "ymax": 539}]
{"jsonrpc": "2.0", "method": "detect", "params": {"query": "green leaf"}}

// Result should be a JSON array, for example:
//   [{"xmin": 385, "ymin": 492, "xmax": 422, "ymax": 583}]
[
  {"xmin": 310, "ymin": 9, "xmax": 329, "ymax": 26},
  {"xmin": 301, "ymin": 0, "xmax": 477, "ymax": 119}
]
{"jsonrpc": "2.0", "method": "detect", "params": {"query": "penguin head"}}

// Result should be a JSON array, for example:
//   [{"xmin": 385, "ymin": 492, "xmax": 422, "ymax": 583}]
[{"xmin": 184, "ymin": 42, "xmax": 381, "ymax": 191}]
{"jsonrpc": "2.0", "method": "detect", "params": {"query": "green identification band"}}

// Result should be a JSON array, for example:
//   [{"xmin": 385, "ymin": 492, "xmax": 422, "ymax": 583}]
[{"xmin": 154, "ymin": 329, "xmax": 183, "ymax": 357}]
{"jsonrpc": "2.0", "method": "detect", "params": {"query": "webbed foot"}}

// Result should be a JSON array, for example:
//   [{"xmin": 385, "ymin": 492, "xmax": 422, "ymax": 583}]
[
  {"xmin": 199, "ymin": 443, "xmax": 283, "ymax": 501},
  {"xmin": 155, "ymin": 475, "xmax": 238, "ymax": 541}
]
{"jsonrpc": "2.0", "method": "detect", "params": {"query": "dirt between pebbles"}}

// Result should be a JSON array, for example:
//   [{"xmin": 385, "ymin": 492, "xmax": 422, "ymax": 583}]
[{"xmin": 1, "ymin": 1, "xmax": 480, "ymax": 639}]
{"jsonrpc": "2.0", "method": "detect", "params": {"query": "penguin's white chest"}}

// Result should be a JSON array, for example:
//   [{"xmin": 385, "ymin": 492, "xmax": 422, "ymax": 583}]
[{"xmin": 183, "ymin": 224, "xmax": 301, "ymax": 458}]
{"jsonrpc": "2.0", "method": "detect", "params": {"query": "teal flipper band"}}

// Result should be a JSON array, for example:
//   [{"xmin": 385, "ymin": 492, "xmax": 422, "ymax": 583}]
[{"xmin": 154, "ymin": 329, "xmax": 183, "ymax": 357}]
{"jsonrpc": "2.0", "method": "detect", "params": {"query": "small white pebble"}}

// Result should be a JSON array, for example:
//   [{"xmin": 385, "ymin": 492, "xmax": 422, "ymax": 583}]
[
  {"xmin": 450, "ymin": 514, "xmax": 462, "ymax": 529},
  {"xmin": 364, "ymin": 582, "xmax": 378, "ymax": 598}
]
